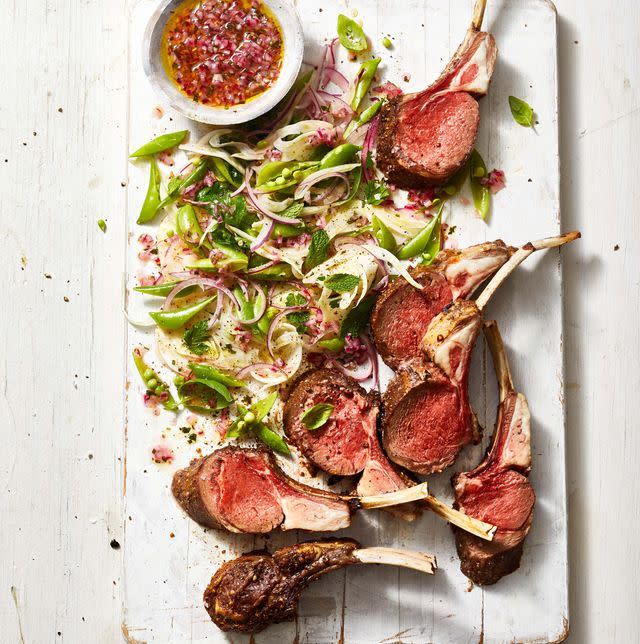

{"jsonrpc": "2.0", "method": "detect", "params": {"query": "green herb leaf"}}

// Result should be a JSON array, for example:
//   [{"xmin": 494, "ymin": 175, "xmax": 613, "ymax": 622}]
[
  {"xmin": 340, "ymin": 294, "xmax": 376, "ymax": 339},
  {"xmin": 363, "ymin": 180, "xmax": 391, "ymax": 206},
  {"xmin": 254, "ymin": 423, "xmax": 291, "ymax": 455},
  {"xmin": 301, "ymin": 403, "xmax": 334, "ymax": 430},
  {"xmin": 279, "ymin": 201, "xmax": 305, "ymax": 219},
  {"xmin": 182, "ymin": 320, "xmax": 211, "ymax": 356},
  {"xmin": 337, "ymin": 14, "xmax": 368, "ymax": 52},
  {"xmin": 324, "ymin": 273, "xmax": 360, "ymax": 293},
  {"xmin": 508, "ymin": 95, "xmax": 534, "ymax": 127},
  {"xmin": 469, "ymin": 150, "xmax": 491, "ymax": 220},
  {"xmin": 304, "ymin": 229, "xmax": 330, "ymax": 272}
]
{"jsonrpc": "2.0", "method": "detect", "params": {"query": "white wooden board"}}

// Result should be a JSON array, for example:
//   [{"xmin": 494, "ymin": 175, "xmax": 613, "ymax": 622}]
[{"xmin": 123, "ymin": 1, "xmax": 568, "ymax": 642}]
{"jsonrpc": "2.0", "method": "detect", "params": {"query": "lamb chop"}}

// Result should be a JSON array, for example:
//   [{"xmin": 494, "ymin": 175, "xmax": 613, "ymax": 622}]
[
  {"xmin": 371, "ymin": 240, "xmax": 513, "ymax": 369},
  {"xmin": 283, "ymin": 367, "xmax": 496, "ymax": 540},
  {"xmin": 452, "ymin": 321, "xmax": 535, "ymax": 585},
  {"xmin": 203, "ymin": 539, "xmax": 436, "ymax": 633},
  {"xmin": 377, "ymin": 0, "xmax": 497, "ymax": 188},
  {"xmin": 382, "ymin": 231, "xmax": 580, "ymax": 475},
  {"xmin": 171, "ymin": 445, "xmax": 430, "ymax": 534}
]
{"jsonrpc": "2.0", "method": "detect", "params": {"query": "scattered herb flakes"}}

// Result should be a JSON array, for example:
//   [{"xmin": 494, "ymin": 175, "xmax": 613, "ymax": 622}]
[
  {"xmin": 301, "ymin": 403, "xmax": 334, "ymax": 430},
  {"xmin": 324, "ymin": 273, "xmax": 360, "ymax": 293},
  {"xmin": 508, "ymin": 95, "xmax": 535, "ymax": 127},
  {"xmin": 182, "ymin": 319, "xmax": 211, "ymax": 356}
]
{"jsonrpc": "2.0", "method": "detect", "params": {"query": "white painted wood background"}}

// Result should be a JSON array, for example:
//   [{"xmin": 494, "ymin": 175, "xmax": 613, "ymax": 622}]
[{"xmin": 0, "ymin": 0, "xmax": 638, "ymax": 642}]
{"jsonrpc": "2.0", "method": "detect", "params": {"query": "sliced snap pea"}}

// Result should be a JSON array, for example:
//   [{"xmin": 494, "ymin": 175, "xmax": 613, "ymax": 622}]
[
  {"xmin": 316, "ymin": 337, "xmax": 345, "ymax": 352},
  {"xmin": 134, "ymin": 281, "xmax": 196, "ymax": 297},
  {"xmin": 176, "ymin": 204, "xmax": 208, "ymax": 248},
  {"xmin": 421, "ymin": 212, "xmax": 442, "ymax": 266},
  {"xmin": 272, "ymin": 222, "xmax": 306, "ymax": 239},
  {"xmin": 158, "ymin": 159, "xmax": 209, "ymax": 210},
  {"xmin": 319, "ymin": 143, "xmax": 361, "ymax": 169},
  {"xmin": 137, "ymin": 158, "xmax": 162, "ymax": 224},
  {"xmin": 337, "ymin": 14, "xmax": 368, "ymax": 52},
  {"xmin": 344, "ymin": 100, "xmax": 383, "ymax": 139},
  {"xmin": 149, "ymin": 296, "xmax": 216, "ymax": 330},
  {"xmin": 132, "ymin": 348, "xmax": 179, "ymax": 410},
  {"xmin": 129, "ymin": 130, "xmax": 188, "ymax": 158},
  {"xmin": 188, "ymin": 363, "xmax": 246, "ymax": 389},
  {"xmin": 247, "ymin": 262, "xmax": 293, "ymax": 281},
  {"xmin": 397, "ymin": 204, "xmax": 444, "ymax": 260},
  {"xmin": 211, "ymin": 157, "xmax": 242, "ymax": 187},
  {"xmin": 469, "ymin": 150, "xmax": 490, "ymax": 220},
  {"xmin": 254, "ymin": 423, "xmax": 290, "ymax": 455},
  {"xmin": 372, "ymin": 215, "xmax": 397, "ymax": 253},
  {"xmin": 351, "ymin": 58, "xmax": 381, "ymax": 111},
  {"xmin": 187, "ymin": 244, "xmax": 248, "ymax": 273}
]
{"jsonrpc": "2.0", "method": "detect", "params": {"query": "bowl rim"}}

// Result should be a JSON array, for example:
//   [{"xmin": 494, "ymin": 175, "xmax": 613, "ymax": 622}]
[{"xmin": 142, "ymin": 0, "xmax": 304, "ymax": 125}]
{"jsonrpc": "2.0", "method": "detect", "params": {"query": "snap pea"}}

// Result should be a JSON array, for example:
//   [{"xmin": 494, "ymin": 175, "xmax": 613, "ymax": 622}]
[
  {"xmin": 254, "ymin": 423, "xmax": 290, "ymax": 455},
  {"xmin": 211, "ymin": 156, "xmax": 242, "ymax": 187},
  {"xmin": 129, "ymin": 130, "xmax": 188, "ymax": 158},
  {"xmin": 189, "ymin": 363, "xmax": 246, "ymax": 388},
  {"xmin": 256, "ymin": 161, "xmax": 291, "ymax": 186},
  {"xmin": 469, "ymin": 150, "xmax": 490, "ymax": 220},
  {"xmin": 442, "ymin": 162, "xmax": 469, "ymax": 197},
  {"xmin": 187, "ymin": 243, "xmax": 248, "ymax": 273},
  {"xmin": 255, "ymin": 307, "xmax": 277, "ymax": 337},
  {"xmin": 420, "ymin": 211, "xmax": 442, "ymax": 266},
  {"xmin": 397, "ymin": 204, "xmax": 444, "ymax": 260},
  {"xmin": 157, "ymin": 159, "xmax": 209, "ymax": 210},
  {"xmin": 257, "ymin": 161, "xmax": 318, "ymax": 193},
  {"xmin": 316, "ymin": 337, "xmax": 345, "ymax": 352},
  {"xmin": 337, "ymin": 14, "xmax": 368, "ymax": 53},
  {"xmin": 137, "ymin": 158, "xmax": 162, "ymax": 224},
  {"xmin": 247, "ymin": 262, "xmax": 293, "ymax": 281},
  {"xmin": 382, "ymin": 36, "xmax": 393, "ymax": 49},
  {"xmin": 132, "ymin": 348, "xmax": 179, "ymax": 410},
  {"xmin": 372, "ymin": 215, "xmax": 397, "ymax": 253},
  {"xmin": 176, "ymin": 204, "xmax": 210, "ymax": 251},
  {"xmin": 343, "ymin": 100, "xmax": 383, "ymax": 139},
  {"xmin": 351, "ymin": 58, "xmax": 381, "ymax": 111},
  {"xmin": 149, "ymin": 296, "xmax": 216, "ymax": 330},
  {"xmin": 319, "ymin": 143, "xmax": 361, "ymax": 169},
  {"xmin": 134, "ymin": 281, "xmax": 196, "ymax": 297},
  {"xmin": 272, "ymin": 222, "xmax": 306, "ymax": 239},
  {"xmin": 334, "ymin": 166, "xmax": 362, "ymax": 207}
]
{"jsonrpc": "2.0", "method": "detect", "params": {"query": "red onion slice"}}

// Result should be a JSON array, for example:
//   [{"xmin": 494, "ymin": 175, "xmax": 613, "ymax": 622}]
[
  {"xmin": 266, "ymin": 306, "xmax": 305, "ymax": 358},
  {"xmin": 250, "ymin": 218, "xmax": 275, "ymax": 251}
]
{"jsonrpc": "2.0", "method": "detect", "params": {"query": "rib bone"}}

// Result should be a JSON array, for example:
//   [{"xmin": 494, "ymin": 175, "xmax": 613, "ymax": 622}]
[
  {"xmin": 353, "ymin": 547, "xmax": 437, "ymax": 574},
  {"xmin": 350, "ymin": 481, "xmax": 430, "ymax": 509}
]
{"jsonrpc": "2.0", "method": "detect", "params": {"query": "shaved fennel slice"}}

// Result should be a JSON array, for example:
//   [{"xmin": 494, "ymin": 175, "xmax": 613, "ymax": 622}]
[
  {"xmin": 179, "ymin": 143, "xmax": 245, "ymax": 173},
  {"xmin": 365, "ymin": 245, "xmax": 424, "ymax": 290},
  {"xmin": 303, "ymin": 246, "xmax": 378, "ymax": 311}
]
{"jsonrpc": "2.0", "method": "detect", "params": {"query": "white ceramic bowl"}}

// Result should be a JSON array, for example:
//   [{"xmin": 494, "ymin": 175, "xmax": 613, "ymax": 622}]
[{"xmin": 143, "ymin": 0, "xmax": 304, "ymax": 125}]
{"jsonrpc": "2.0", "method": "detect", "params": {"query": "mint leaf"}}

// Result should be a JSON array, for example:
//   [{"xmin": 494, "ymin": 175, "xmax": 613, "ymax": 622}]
[
  {"xmin": 182, "ymin": 320, "xmax": 211, "ymax": 355},
  {"xmin": 301, "ymin": 403, "xmax": 334, "ymax": 430},
  {"xmin": 304, "ymin": 229, "xmax": 330, "ymax": 272},
  {"xmin": 340, "ymin": 294, "xmax": 375, "ymax": 339},
  {"xmin": 363, "ymin": 180, "xmax": 391, "ymax": 205},
  {"xmin": 324, "ymin": 273, "xmax": 360, "ymax": 293},
  {"xmin": 508, "ymin": 96, "xmax": 534, "ymax": 127},
  {"xmin": 280, "ymin": 201, "xmax": 304, "ymax": 219}
]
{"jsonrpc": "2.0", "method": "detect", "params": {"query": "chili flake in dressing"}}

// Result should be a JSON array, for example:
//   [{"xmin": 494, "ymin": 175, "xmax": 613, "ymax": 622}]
[{"xmin": 161, "ymin": 0, "xmax": 284, "ymax": 108}]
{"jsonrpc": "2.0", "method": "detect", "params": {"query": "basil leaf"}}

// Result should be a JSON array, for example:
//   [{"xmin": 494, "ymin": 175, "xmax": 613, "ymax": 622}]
[
  {"xmin": 301, "ymin": 403, "xmax": 334, "ymax": 431},
  {"xmin": 508, "ymin": 95, "xmax": 534, "ymax": 127},
  {"xmin": 469, "ymin": 150, "xmax": 490, "ymax": 220},
  {"xmin": 340, "ymin": 294, "xmax": 376, "ymax": 339},
  {"xmin": 304, "ymin": 229, "xmax": 330, "ymax": 272},
  {"xmin": 324, "ymin": 273, "xmax": 360, "ymax": 293}
]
